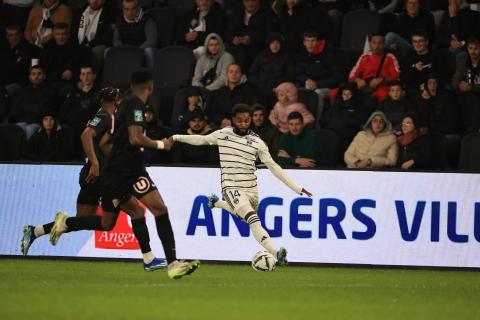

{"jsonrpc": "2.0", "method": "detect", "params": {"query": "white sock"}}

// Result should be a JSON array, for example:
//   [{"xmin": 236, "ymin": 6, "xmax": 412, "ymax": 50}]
[
  {"xmin": 246, "ymin": 214, "xmax": 277, "ymax": 255},
  {"xmin": 142, "ymin": 251, "xmax": 154, "ymax": 264},
  {"xmin": 34, "ymin": 226, "xmax": 45, "ymax": 238}
]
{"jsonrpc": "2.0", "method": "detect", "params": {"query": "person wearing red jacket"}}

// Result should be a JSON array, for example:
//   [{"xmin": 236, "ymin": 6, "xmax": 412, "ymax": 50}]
[{"xmin": 348, "ymin": 33, "xmax": 401, "ymax": 103}]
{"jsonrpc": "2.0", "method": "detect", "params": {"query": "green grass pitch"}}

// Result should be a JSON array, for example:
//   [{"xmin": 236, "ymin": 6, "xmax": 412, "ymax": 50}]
[{"xmin": 0, "ymin": 258, "xmax": 479, "ymax": 320}]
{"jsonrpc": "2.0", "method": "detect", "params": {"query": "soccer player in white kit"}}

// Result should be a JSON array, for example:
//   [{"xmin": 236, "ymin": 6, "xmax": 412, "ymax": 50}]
[{"xmin": 167, "ymin": 104, "xmax": 312, "ymax": 265}]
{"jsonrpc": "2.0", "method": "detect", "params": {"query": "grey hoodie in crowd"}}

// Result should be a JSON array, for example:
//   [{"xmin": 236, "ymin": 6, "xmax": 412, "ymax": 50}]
[{"xmin": 191, "ymin": 33, "xmax": 235, "ymax": 91}]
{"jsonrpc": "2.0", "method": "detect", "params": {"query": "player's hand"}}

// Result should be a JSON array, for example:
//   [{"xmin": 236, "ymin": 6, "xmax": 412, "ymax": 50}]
[
  {"xmin": 277, "ymin": 150, "xmax": 290, "ymax": 158},
  {"xmin": 295, "ymin": 157, "xmax": 316, "ymax": 168},
  {"xmin": 301, "ymin": 188, "xmax": 312, "ymax": 197},
  {"xmin": 163, "ymin": 137, "xmax": 175, "ymax": 151},
  {"xmin": 86, "ymin": 162, "xmax": 100, "ymax": 183}
]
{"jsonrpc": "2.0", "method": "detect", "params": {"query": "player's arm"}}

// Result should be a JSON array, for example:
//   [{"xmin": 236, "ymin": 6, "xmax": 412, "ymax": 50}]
[
  {"xmin": 128, "ymin": 125, "xmax": 167, "ymax": 150},
  {"xmin": 81, "ymin": 127, "xmax": 100, "ymax": 183},
  {"xmin": 172, "ymin": 132, "xmax": 218, "ymax": 146},
  {"xmin": 258, "ymin": 141, "xmax": 312, "ymax": 197}
]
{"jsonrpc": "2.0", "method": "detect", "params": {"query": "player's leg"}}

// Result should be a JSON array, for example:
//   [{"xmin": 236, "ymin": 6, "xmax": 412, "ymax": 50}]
[
  {"xmin": 224, "ymin": 189, "xmax": 288, "ymax": 266},
  {"xmin": 134, "ymin": 175, "xmax": 199, "ymax": 278},
  {"xmin": 21, "ymin": 189, "xmax": 99, "ymax": 255}
]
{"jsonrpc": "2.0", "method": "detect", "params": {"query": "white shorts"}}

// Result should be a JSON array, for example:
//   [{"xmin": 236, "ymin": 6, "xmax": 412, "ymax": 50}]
[{"xmin": 222, "ymin": 187, "xmax": 259, "ymax": 220}]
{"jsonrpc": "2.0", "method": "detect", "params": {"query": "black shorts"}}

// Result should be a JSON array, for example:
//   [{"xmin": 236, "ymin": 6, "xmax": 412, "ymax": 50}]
[
  {"xmin": 76, "ymin": 165, "xmax": 103, "ymax": 207},
  {"xmin": 102, "ymin": 170, "xmax": 157, "ymax": 211}
]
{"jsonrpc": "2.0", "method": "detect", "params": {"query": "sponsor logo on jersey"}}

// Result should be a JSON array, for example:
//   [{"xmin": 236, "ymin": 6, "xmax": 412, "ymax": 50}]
[
  {"xmin": 134, "ymin": 110, "xmax": 143, "ymax": 122},
  {"xmin": 88, "ymin": 116, "xmax": 101, "ymax": 127}
]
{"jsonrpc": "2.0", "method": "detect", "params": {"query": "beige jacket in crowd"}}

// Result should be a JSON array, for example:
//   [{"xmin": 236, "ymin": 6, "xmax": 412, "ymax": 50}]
[{"xmin": 344, "ymin": 129, "xmax": 398, "ymax": 168}]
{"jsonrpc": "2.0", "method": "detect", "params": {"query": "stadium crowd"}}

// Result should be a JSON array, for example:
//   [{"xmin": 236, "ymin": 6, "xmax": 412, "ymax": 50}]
[{"xmin": 1, "ymin": 0, "xmax": 480, "ymax": 170}]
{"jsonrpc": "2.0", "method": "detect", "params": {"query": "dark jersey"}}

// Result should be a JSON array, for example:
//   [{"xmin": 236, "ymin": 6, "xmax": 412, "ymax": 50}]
[
  {"xmin": 84, "ymin": 108, "xmax": 114, "ymax": 172},
  {"xmin": 108, "ymin": 94, "xmax": 146, "ymax": 174}
]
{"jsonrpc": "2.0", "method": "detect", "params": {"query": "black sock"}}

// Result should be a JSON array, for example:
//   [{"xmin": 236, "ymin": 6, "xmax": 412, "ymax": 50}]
[
  {"xmin": 155, "ymin": 214, "xmax": 176, "ymax": 264},
  {"xmin": 43, "ymin": 222, "xmax": 54, "ymax": 234},
  {"xmin": 131, "ymin": 218, "xmax": 152, "ymax": 254},
  {"xmin": 65, "ymin": 216, "xmax": 102, "ymax": 232}
]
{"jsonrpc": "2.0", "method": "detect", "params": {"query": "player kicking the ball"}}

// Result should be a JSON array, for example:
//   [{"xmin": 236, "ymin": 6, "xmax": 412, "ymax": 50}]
[{"xmin": 165, "ymin": 104, "xmax": 312, "ymax": 265}]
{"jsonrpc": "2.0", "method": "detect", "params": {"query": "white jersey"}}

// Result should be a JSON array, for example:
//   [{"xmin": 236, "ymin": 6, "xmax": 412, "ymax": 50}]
[{"xmin": 173, "ymin": 127, "xmax": 303, "ymax": 194}]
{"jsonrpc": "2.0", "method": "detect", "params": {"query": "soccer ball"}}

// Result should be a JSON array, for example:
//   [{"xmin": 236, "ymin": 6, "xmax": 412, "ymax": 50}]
[{"xmin": 251, "ymin": 251, "xmax": 276, "ymax": 272}]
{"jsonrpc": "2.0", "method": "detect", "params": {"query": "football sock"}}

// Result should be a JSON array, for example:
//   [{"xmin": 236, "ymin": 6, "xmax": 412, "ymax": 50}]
[
  {"xmin": 155, "ymin": 214, "xmax": 176, "ymax": 264},
  {"xmin": 131, "ymin": 217, "xmax": 152, "ymax": 254},
  {"xmin": 246, "ymin": 214, "xmax": 277, "ymax": 255},
  {"xmin": 34, "ymin": 222, "xmax": 52, "ymax": 238},
  {"xmin": 65, "ymin": 216, "xmax": 102, "ymax": 232},
  {"xmin": 142, "ymin": 251, "xmax": 154, "ymax": 264},
  {"xmin": 43, "ymin": 222, "xmax": 54, "ymax": 235}
]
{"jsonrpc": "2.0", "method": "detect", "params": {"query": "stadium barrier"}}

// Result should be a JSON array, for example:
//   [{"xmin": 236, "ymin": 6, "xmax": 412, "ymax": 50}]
[{"xmin": 1, "ymin": 164, "xmax": 479, "ymax": 268}]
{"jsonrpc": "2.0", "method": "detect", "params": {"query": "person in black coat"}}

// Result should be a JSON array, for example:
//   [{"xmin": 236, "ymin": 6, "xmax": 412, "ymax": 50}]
[
  {"xmin": 377, "ymin": 80, "xmax": 412, "ymax": 134},
  {"xmin": 171, "ymin": 111, "xmax": 219, "ymax": 165},
  {"xmin": 225, "ymin": 0, "xmax": 278, "ymax": 66},
  {"xmin": 25, "ymin": 109, "xmax": 74, "ymax": 162},
  {"xmin": 277, "ymin": 0, "xmax": 333, "ymax": 53},
  {"xmin": 396, "ymin": 114, "xmax": 431, "ymax": 170},
  {"xmin": 209, "ymin": 63, "xmax": 257, "ymax": 127},
  {"xmin": 248, "ymin": 32, "xmax": 295, "ymax": 108},
  {"xmin": 444, "ymin": 0, "xmax": 480, "ymax": 54},
  {"xmin": 321, "ymin": 82, "xmax": 370, "ymax": 155},
  {"xmin": 76, "ymin": 0, "xmax": 114, "ymax": 70},
  {"xmin": 177, "ymin": 0, "xmax": 225, "ymax": 51},
  {"xmin": 385, "ymin": 0, "xmax": 435, "ymax": 60},
  {"xmin": 10, "ymin": 65, "xmax": 59, "ymax": 140},
  {"xmin": 0, "ymin": 24, "xmax": 41, "ymax": 86}
]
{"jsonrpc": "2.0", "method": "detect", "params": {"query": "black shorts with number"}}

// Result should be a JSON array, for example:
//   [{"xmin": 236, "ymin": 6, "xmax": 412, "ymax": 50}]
[
  {"xmin": 101, "ymin": 170, "xmax": 157, "ymax": 210},
  {"xmin": 76, "ymin": 164, "xmax": 104, "ymax": 207}
]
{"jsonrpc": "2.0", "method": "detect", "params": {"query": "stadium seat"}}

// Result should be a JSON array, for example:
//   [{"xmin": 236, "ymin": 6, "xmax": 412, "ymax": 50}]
[
  {"xmin": 226, "ymin": 46, "xmax": 248, "ymax": 73},
  {"xmin": 327, "ymin": 9, "xmax": 343, "ymax": 47},
  {"xmin": 314, "ymin": 128, "xmax": 339, "ymax": 167},
  {"xmin": 146, "ymin": 7, "xmax": 176, "ymax": 48},
  {"xmin": 170, "ymin": 86, "xmax": 212, "ymax": 130},
  {"xmin": 298, "ymin": 89, "xmax": 319, "ymax": 120},
  {"xmin": 334, "ymin": 47, "xmax": 362, "ymax": 79},
  {"xmin": 151, "ymin": 46, "xmax": 195, "ymax": 124},
  {"xmin": 0, "ymin": 124, "xmax": 26, "ymax": 161},
  {"xmin": 103, "ymin": 46, "xmax": 145, "ymax": 89},
  {"xmin": 340, "ymin": 9, "xmax": 381, "ymax": 50},
  {"xmin": 458, "ymin": 132, "xmax": 480, "ymax": 172},
  {"xmin": 429, "ymin": 133, "xmax": 448, "ymax": 170}
]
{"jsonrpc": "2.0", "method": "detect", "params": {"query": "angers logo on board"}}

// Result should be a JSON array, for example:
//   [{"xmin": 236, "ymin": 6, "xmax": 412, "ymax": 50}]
[{"xmin": 95, "ymin": 207, "xmax": 140, "ymax": 250}]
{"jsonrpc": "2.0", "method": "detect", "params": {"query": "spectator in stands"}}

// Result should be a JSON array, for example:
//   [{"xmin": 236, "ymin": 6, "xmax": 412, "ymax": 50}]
[
  {"xmin": 277, "ymin": 111, "xmax": 318, "ymax": 168},
  {"xmin": 348, "ymin": 33, "xmax": 401, "ymax": 104},
  {"xmin": 192, "ymin": 33, "xmax": 235, "ymax": 91},
  {"xmin": 248, "ymin": 32, "xmax": 295, "ymax": 108},
  {"xmin": 0, "ymin": 0, "xmax": 35, "ymax": 30},
  {"xmin": 77, "ymin": 0, "xmax": 113, "ymax": 71},
  {"xmin": 0, "ymin": 24, "xmax": 41, "ymax": 86},
  {"xmin": 174, "ymin": 86, "xmax": 208, "ymax": 132},
  {"xmin": 377, "ymin": 80, "xmax": 412, "ymax": 135},
  {"xmin": 25, "ymin": 109, "xmax": 73, "ymax": 162},
  {"xmin": 10, "ymin": 65, "xmax": 58, "ymax": 139},
  {"xmin": 42, "ymin": 23, "xmax": 83, "ymax": 98},
  {"xmin": 226, "ymin": 0, "xmax": 278, "ymax": 67},
  {"xmin": 143, "ymin": 104, "xmax": 170, "ymax": 164},
  {"xmin": 113, "ymin": 0, "xmax": 157, "ymax": 68},
  {"xmin": 402, "ymin": 30, "xmax": 443, "ymax": 94},
  {"xmin": 59, "ymin": 65, "xmax": 100, "ymax": 159},
  {"xmin": 177, "ymin": 0, "xmax": 225, "ymax": 54},
  {"xmin": 295, "ymin": 29, "xmax": 343, "ymax": 119},
  {"xmin": 344, "ymin": 111, "xmax": 398, "ymax": 168},
  {"xmin": 209, "ymin": 63, "xmax": 257, "ymax": 127},
  {"xmin": 172, "ymin": 111, "xmax": 218, "ymax": 165},
  {"xmin": 451, "ymin": 36, "xmax": 480, "ymax": 133},
  {"xmin": 277, "ymin": 0, "xmax": 333, "ymax": 53},
  {"xmin": 384, "ymin": 0, "xmax": 435, "ymax": 60},
  {"xmin": 413, "ymin": 73, "xmax": 459, "ymax": 135},
  {"xmin": 269, "ymin": 82, "xmax": 314, "ymax": 133},
  {"xmin": 396, "ymin": 114, "xmax": 431, "ymax": 170},
  {"xmin": 321, "ymin": 82, "xmax": 369, "ymax": 155},
  {"xmin": 445, "ymin": 0, "xmax": 480, "ymax": 57},
  {"xmin": 250, "ymin": 103, "xmax": 280, "ymax": 157},
  {"xmin": 24, "ymin": 0, "xmax": 72, "ymax": 47}
]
